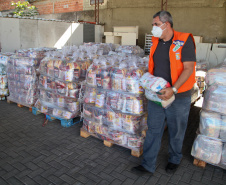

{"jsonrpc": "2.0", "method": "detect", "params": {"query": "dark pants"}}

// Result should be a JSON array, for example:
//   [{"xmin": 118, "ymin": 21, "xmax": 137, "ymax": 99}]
[{"xmin": 142, "ymin": 96, "xmax": 191, "ymax": 173}]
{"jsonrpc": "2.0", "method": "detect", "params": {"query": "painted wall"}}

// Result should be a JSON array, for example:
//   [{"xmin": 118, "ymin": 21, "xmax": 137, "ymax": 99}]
[
  {"xmin": 100, "ymin": 0, "xmax": 226, "ymax": 47},
  {"xmin": 0, "ymin": 17, "xmax": 103, "ymax": 52}
]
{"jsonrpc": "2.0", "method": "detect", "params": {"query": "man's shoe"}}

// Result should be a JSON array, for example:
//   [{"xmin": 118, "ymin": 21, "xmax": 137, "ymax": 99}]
[
  {"xmin": 165, "ymin": 162, "xmax": 179, "ymax": 174},
  {"xmin": 131, "ymin": 165, "xmax": 153, "ymax": 175}
]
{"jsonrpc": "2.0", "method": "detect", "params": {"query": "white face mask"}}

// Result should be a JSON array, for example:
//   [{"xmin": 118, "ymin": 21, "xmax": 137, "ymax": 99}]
[{"xmin": 151, "ymin": 23, "xmax": 166, "ymax": 38}]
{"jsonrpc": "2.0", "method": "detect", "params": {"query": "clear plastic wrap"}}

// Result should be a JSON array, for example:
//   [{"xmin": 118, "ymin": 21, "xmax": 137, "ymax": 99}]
[
  {"xmin": 205, "ymin": 61, "xmax": 226, "ymax": 86},
  {"xmin": 192, "ymin": 60, "xmax": 226, "ymax": 169},
  {"xmin": 0, "ymin": 53, "xmax": 13, "ymax": 97},
  {"xmin": 115, "ymin": 45, "xmax": 144, "ymax": 57},
  {"xmin": 81, "ymin": 46, "xmax": 150, "ymax": 151},
  {"xmin": 86, "ymin": 58, "xmax": 145, "ymax": 94},
  {"xmin": 35, "ymin": 99, "xmax": 78, "ymax": 119},
  {"xmin": 16, "ymin": 47, "xmax": 55, "ymax": 59},
  {"xmin": 39, "ymin": 57, "xmax": 90, "ymax": 82},
  {"xmin": 202, "ymin": 84, "xmax": 226, "ymax": 115},
  {"xmin": 199, "ymin": 110, "xmax": 222, "ymax": 139},
  {"xmin": 191, "ymin": 134, "xmax": 223, "ymax": 165},
  {"xmin": 82, "ymin": 109, "xmax": 146, "ymax": 148},
  {"xmin": 39, "ymin": 75, "xmax": 80, "ymax": 99},
  {"xmin": 196, "ymin": 60, "xmax": 209, "ymax": 71},
  {"xmin": 145, "ymin": 89, "xmax": 175, "ymax": 108},
  {"xmin": 140, "ymin": 72, "xmax": 170, "ymax": 92},
  {"xmin": 6, "ymin": 56, "xmax": 39, "ymax": 106},
  {"xmin": 35, "ymin": 55, "xmax": 84, "ymax": 120},
  {"xmin": 83, "ymin": 86, "xmax": 147, "ymax": 115},
  {"xmin": 139, "ymin": 72, "xmax": 174, "ymax": 108}
]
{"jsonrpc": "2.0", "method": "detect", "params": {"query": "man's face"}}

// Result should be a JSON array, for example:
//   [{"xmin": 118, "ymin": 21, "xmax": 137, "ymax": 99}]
[{"xmin": 152, "ymin": 16, "xmax": 167, "ymax": 38}]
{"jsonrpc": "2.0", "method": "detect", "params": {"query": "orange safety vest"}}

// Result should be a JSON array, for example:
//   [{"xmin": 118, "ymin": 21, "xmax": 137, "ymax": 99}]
[{"xmin": 148, "ymin": 30, "xmax": 196, "ymax": 93}]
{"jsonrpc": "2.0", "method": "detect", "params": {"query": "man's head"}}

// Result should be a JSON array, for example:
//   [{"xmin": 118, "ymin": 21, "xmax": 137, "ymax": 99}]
[
  {"xmin": 153, "ymin": 11, "xmax": 173, "ymax": 28},
  {"xmin": 151, "ymin": 11, "xmax": 174, "ymax": 40}
]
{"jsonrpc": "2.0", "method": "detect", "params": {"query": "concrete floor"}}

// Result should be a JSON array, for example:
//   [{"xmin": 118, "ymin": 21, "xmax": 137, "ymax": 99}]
[{"xmin": 0, "ymin": 99, "xmax": 225, "ymax": 185}]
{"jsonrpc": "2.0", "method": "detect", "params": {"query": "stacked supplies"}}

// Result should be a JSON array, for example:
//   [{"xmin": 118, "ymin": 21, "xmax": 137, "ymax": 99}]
[
  {"xmin": 0, "ymin": 53, "xmax": 13, "ymax": 99},
  {"xmin": 82, "ymin": 54, "xmax": 148, "ymax": 151},
  {"xmin": 35, "ymin": 55, "xmax": 87, "ymax": 119},
  {"xmin": 6, "ymin": 48, "xmax": 54, "ymax": 106},
  {"xmin": 34, "ymin": 43, "xmax": 117, "ymax": 120},
  {"xmin": 191, "ymin": 59, "xmax": 226, "ymax": 169}
]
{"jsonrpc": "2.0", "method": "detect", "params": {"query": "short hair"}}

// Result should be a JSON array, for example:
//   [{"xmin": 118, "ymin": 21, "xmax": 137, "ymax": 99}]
[{"xmin": 153, "ymin": 11, "xmax": 173, "ymax": 28}]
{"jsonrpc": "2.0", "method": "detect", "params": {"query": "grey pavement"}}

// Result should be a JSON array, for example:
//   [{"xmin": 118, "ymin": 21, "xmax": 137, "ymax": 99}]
[{"xmin": 0, "ymin": 100, "xmax": 225, "ymax": 185}]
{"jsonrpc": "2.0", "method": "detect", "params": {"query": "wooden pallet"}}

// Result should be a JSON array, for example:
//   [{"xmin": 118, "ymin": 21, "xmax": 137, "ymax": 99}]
[
  {"xmin": 80, "ymin": 128, "xmax": 143, "ymax": 157},
  {"xmin": 193, "ymin": 158, "xmax": 206, "ymax": 168},
  {"xmin": 7, "ymin": 99, "xmax": 32, "ymax": 112}
]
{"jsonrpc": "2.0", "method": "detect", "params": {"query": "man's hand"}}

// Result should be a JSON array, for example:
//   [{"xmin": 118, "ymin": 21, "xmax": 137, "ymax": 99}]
[{"xmin": 157, "ymin": 87, "xmax": 174, "ymax": 100}]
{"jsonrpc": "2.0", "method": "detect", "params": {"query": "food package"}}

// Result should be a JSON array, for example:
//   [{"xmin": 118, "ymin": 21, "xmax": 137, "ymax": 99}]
[
  {"xmin": 139, "ymin": 72, "xmax": 170, "ymax": 92},
  {"xmin": 139, "ymin": 72, "xmax": 174, "ymax": 108},
  {"xmin": 83, "ymin": 104, "xmax": 94, "ymax": 119},
  {"xmin": 199, "ymin": 110, "xmax": 221, "ymax": 139},
  {"xmin": 0, "ymin": 75, "xmax": 8, "ymax": 93},
  {"xmin": 121, "ymin": 94, "xmax": 144, "ymax": 115},
  {"xmin": 7, "ymin": 57, "xmax": 39, "ymax": 106},
  {"xmin": 111, "ymin": 68, "xmax": 127, "ymax": 92},
  {"xmin": 93, "ymin": 108, "xmax": 106, "ymax": 125},
  {"xmin": 115, "ymin": 45, "xmax": 144, "ymax": 57},
  {"xmin": 95, "ymin": 124, "xmax": 109, "ymax": 137},
  {"xmin": 0, "ymin": 53, "xmax": 13, "ymax": 97},
  {"xmin": 39, "ymin": 75, "xmax": 80, "ymax": 99},
  {"xmin": 84, "ymin": 86, "xmax": 96, "ymax": 104},
  {"xmin": 105, "ymin": 91, "xmax": 121, "ymax": 110},
  {"xmin": 85, "ymin": 56, "xmax": 148, "ymax": 94},
  {"xmin": 83, "ymin": 118, "xmax": 95, "ymax": 133},
  {"xmin": 86, "ymin": 62, "xmax": 100, "ymax": 86},
  {"xmin": 145, "ymin": 89, "xmax": 175, "ymax": 109},
  {"xmin": 202, "ymin": 84, "xmax": 226, "ymax": 115},
  {"xmin": 122, "ymin": 114, "xmax": 142, "ymax": 134},
  {"xmin": 95, "ymin": 90, "xmax": 106, "ymax": 108},
  {"xmin": 108, "ymin": 130, "xmax": 127, "ymax": 145},
  {"xmin": 205, "ymin": 61, "xmax": 226, "ymax": 86},
  {"xmin": 196, "ymin": 60, "xmax": 209, "ymax": 71},
  {"xmin": 39, "ymin": 57, "xmax": 84, "ymax": 82},
  {"xmin": 125, "ymin": 68, "xmax": 144, "ymax": 94},
  {"xmin": 191, "ymin": 134, "xmax": 222, "ymax": 165},
  {"xmin": 96, "ymin": 67, "xmax": 112, "ymax": 89},
  {"xmin": 35, "ymin": 98, "xmax": 78, "ymax": 119},
  {"xmin": 128, "ymin": 135, "xmax": 145, "ymax": 148}
]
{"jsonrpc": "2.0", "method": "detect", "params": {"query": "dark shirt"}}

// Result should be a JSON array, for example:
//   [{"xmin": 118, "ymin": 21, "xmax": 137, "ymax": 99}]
[{"xmin": 153, "ymin": 35, "xmax": 196, "ymax": 97}]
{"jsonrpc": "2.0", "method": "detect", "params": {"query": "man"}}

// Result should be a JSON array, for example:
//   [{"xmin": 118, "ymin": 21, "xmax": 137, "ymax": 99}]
[{"xmin": 132, "ymin": 11, "xmax": 196, "ymax": 175}]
